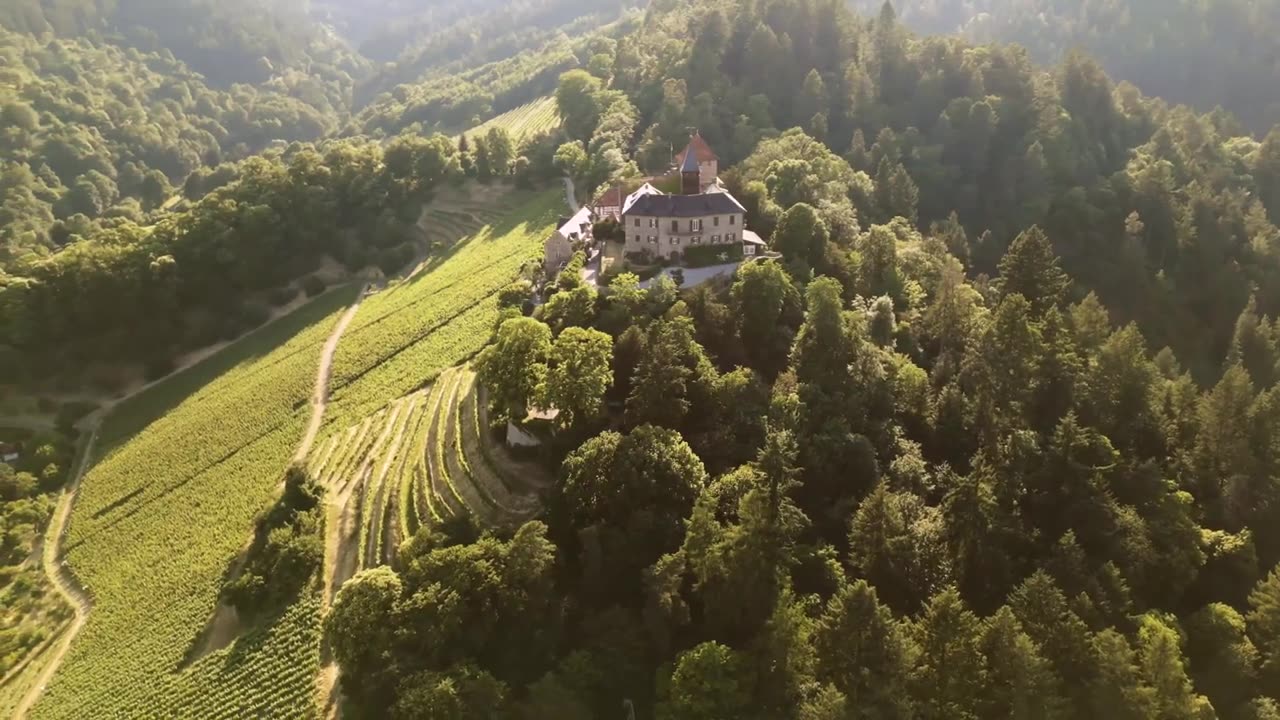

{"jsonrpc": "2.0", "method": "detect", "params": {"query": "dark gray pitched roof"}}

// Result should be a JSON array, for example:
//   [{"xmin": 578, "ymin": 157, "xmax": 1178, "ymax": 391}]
[
  {"xmin": 680, "ymin": 144, "xmax": 701, "ymax": 173},
  {"xmin": 623, "ymin": 192, "xmax": 746, "ymax": 218}
]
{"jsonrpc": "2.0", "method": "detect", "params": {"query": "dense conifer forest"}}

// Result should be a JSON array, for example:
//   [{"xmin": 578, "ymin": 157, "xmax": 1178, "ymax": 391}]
[{"xmin": 5, "ymin": 0, "xmax": 1280, "ymax": 717}]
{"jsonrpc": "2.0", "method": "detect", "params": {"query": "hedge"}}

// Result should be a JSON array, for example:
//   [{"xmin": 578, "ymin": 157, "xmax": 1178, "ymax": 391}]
[{"xmin": 682, "ymin": 242, "xmax": 743, "ymax": 268}]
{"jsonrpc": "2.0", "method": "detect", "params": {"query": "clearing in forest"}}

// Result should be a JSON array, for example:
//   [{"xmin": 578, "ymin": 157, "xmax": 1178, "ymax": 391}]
[{"xmin": 29, "ymin": 285, "xmax": 361, "ymax": 720}]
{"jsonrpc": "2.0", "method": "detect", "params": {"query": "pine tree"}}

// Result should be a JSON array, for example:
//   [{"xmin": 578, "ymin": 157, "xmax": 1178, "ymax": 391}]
[
  {"xmin": 995, "ymin": 226, "xmax": 1070, "ymax": 314},
  {"xmin": 813, "ymin": 579, "xmax": 914, "ymax": 719},
  {"xmin": 979, "ymin": 607, "xmax": 1068, "ymax": 720},
  {"xmin": 1136, "ymin": 615, "xmax": 1214, "ymax": 719},
  {"xmin": 911, "ymin": 588, "xmax": 986, "ymax": 719},
  {"xmin": 1248, "ymin": 566, "xmax": 1280, "ymax": 690}
]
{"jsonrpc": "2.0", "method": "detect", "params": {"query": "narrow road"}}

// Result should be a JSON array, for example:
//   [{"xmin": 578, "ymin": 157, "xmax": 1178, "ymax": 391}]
[
  {"xmin": 562, "ymin": 176, "xmax": 579, "ymax": 212},
  {"xmin": 308, "ymin": 289, "xmax": 368, "ymax": 720},
  {"xmin": 295, "ymin": 289, "xmax": 366, "ymax": 464},
  {"xmin": 13, "ymin": 421, "xmax": 99, "ymax": 719}
]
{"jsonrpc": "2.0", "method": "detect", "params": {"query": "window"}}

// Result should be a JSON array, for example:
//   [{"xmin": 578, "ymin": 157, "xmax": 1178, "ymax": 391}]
[
  {"xmin": 692, "ymin": 236, "xmax": 702, "ymax": 244},
  {"xmin": 634, "ymin": 218, "xmax": 640, "ymax": 227},
  {"xmin": 647, "ymin": 235, "xmax": 658, "ymax": 244},
  {"xmin": 671, "ymin": 219, "xmax": 678, "ymax": 232},
  {"xmin": 729, "ymin": 215, "xmax": 736, "ymax": 225},
  {"xmin": 713, "ymin": 216, "xmax": 720, "ymax": 227},
  {"xmin": 728, "ymin": 232, "xmax": 736, "ymax": 242},
  {"xmin": 670, "ymin": 237, "xmax": 681, "ymax": 245},
  {"xmin": 711, "ymin": 234, "xmax": 721, "ymax": 243},
  {"xmin": 648, "ymin": 217, "xmax": 657, "ymax": 228},
  {"xmin": 634, "ymin": 235, "xmax": 640, "ymax": 243},
  {"xmin": 691, "ymin": 219, "xmax": 703, "ymax": 232}
]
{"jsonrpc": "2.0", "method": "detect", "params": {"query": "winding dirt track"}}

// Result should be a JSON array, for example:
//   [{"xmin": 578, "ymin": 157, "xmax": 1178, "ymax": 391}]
[
  {"xmin": 12, "ymin": 423, "xmax": 98, "ymax": 719},
  {"xmin": 296, "ymin": 291, "xmax": 366, "ymax": 464}
]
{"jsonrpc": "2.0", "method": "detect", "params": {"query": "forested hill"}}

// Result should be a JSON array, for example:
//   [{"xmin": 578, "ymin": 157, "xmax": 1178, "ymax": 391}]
[
  {"xmin": 0, "ymin": 0, "xmax": 633, "ymax": 276},
  {"xmin": 852, "ymin": 0, "xmax": 1280, "ymax": 135},
  {"xmin": 569, "ymin": 0, "xmax": 1280, "ymax": 383},
  {"xmin": 0, "ymin": 0, "xmax": 366, "ymax": 94},
  {"xmin": 321, "ymin": 1, "xmax": 1280, "ymax": 717}
]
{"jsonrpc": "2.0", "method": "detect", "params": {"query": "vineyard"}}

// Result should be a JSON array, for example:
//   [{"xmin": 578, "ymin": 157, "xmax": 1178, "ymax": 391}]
[
  {"xmin": 321, "ymin": 190, "xmax": 562, "ymax": 433},
  {"xmin": 462, "ymin": 96, "xmax": 561, "ymax": 142},
  {"xmin": 308, "ymin": 366, "xmax": 549, "ymax": 582},
  {"xmin": 23, "ymin": 187, "xmax": 565, "ymax": 718},
  {"xmin": 416, "ymin": 184, "xmax": 533, "ymax": 258},
  {"xmin": 30, "ymin": 286, "xmax": 360, "ymax": 719}
]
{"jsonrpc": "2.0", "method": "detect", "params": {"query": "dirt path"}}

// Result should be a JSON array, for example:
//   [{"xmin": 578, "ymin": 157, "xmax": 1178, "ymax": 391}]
[
  {"xmin": 295, "ymin": 291, "xmax": 365, "ymax": 464},
  {"xmin": 12, "ymin": 422, "xmax": 99, "ymax": 719},
  {"xmin": 562, "ymin": 176, "xmax": 579, "ymax": 212}
]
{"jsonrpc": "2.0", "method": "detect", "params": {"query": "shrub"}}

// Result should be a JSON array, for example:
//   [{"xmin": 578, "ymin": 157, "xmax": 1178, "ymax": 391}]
[
  {"xmin": 222, "ymin": 466, "xmax": 324, "ymax": 617},
  {"xmin": 498, "ymin": 280, "xmax": 535, "ymax": 309},
  {"xmin": 267, "ymin": 286, "xmax": 298, "ymax": 307},
  {"xmin": 238, "ymin": 301, "xmax": 271, "ymax": 329},
  {"xmin": 682, "ymin": 242, "xmax": 743, "ymax": 268},
  {"xmin": 302, "ymin": 275, "xmax": 327, "ymax": 297}
]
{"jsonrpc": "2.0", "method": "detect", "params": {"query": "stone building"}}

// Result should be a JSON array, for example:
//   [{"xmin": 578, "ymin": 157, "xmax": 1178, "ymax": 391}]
[{"xmin": 619, "ymin": 134, "xmax": 750, "ymax": 261}]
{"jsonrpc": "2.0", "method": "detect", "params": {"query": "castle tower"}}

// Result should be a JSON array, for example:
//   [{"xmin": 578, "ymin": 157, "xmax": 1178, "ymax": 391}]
[
  {"xmin": 680, "ymin": 140, "xmax": 701, "ymax": 195},
  {"xmin": 675, "ymin": 130, "xmax": 719, "ymax": 193}
]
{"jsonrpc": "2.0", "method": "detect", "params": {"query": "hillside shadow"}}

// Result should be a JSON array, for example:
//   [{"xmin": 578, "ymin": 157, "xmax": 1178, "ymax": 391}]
[{"xmin": 97, "ymin": 286, "xmax": 360, "ymax": 458}]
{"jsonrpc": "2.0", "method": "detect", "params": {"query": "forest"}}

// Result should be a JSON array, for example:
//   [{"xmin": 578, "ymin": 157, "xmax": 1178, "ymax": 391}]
[
  {"xmin": 853, "ymin": 0, "xmax": 1280, "ymax": 135},
  {"xmin": 5, "ymin": 0, "xmax": 1280, "ymax": 717},
  {"xmin": 322, "ymin": 0, "xmax": 1280, "ymax": 718}
]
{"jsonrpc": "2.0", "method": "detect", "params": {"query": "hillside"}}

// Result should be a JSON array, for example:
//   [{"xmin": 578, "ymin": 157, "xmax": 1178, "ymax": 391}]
[
  {"xmin": 4, "ymin": 182, "xmax": 562, "ymax": 716},
  {"xmin": 853, "ymin": 0, "xmax": 1280, "ymax": 135},
  {"xmin": 32, "ymin": 285, "xmax": 357, "ymax": 718},
  {"xmin": 6, "ymin": 0, "xmax": 1280, "ymax": 717}
]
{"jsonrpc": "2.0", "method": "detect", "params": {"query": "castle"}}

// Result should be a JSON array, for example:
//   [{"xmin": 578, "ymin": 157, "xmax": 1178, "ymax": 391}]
[{"xmin": 544, "ymin": 132, "xmax": 764, "ymax": 270}]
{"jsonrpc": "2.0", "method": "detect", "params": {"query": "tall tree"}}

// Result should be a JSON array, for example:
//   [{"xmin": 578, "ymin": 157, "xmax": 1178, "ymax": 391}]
[
  {"xmin": 911, "ymin": 588, "xmax": 986, "ymax": 719},
  {"xmin": 813, "ymin": 579, "xmax": 915, "ymax": 719},
  {"xmin": 657, "ymin": 642, "xmax": 751, "ymax": 720},
  {"xmin": 995, "ymin": 226, "xmax": 1070, "ymax": 315},
  {"xmin": 475, "ymin": 317, "xmax": 552, "ymax": 420},
  {"xmin": 1248, "ymin": 566, "xmax": 1280, "ymax": 691},
  {"xmin": 541, "ymin": 327, "xmax": 613, "ymax": 429}
]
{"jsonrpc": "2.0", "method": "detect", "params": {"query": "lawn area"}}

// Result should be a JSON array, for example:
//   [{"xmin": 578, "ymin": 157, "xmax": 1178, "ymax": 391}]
[
  {"xmin": 32, "ymin": 285, "xmax": 360, "ymax": 719},
  {"xmin": 321, "ymin": 190, "xmax": 562, "ymax": 435}
]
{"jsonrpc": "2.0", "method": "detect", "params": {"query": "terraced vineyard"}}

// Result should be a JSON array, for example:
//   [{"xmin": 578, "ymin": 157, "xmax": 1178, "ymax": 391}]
[
  {"xmin": 309, "ymin": 366, "xmax": 549, "ymax": 575},
  {"xmin": 322, "ymin": 190, "xmax": 562, "ymax": 432},
  {"xmin": 418, "ymin": 202, "xmax": 511, "ymax": 253},
  {"xmin": 30, "ymin": 286, "xmax": 361, "ymax": 719},
  {"xmin": 462, "ymin": 96, "xmax": 560, "ymax": 142}
]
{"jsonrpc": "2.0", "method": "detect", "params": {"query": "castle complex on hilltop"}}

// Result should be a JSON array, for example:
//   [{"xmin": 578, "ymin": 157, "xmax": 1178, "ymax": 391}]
[{"xmin": 544, "ymin": 132, "xmax": 764, "ymax": 270}]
